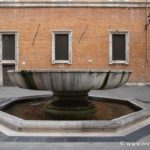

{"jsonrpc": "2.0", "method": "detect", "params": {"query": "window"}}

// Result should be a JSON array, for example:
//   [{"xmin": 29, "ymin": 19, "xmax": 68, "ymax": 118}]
[
  {"xmin": 52, "ymin": 31, "xmax": 72, "ymax": 64},
  {"xmin": 109, "ymin": 31, "xmax": 129, "ymax": 64},
  {"xmin": 0, "ymin": 32, "xmax": 18, "ymax": 86},
  {"xmin": 55, "ymin": 34, "xmax": 69, "ymax": 61},
  {"xmin": 2, "ymin": 34, "xmax": 15, "ymax": 60}
]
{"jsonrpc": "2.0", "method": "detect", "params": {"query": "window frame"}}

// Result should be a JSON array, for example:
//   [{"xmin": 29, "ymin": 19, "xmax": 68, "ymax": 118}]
[
  {"xmin": 109, "ymin": 31, "xmax": 129, "ymax": 65},
  {"xmin": 2, "ymin": 34, "xmax": 16, "ymax": 61},
  {"xmin": 0, "ymin": 31, "xmax": 18, "ymax": 86},
  {"xmin": 52, "ymin": 31, "xmax": 72, "ymax": 64},
  {"xmin": 0, "ymin": 32, "xmax": 18, "ymax": 64}
]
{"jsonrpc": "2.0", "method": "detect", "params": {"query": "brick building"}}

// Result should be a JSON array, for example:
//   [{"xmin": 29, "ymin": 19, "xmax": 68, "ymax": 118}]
[{"xmin": 0, "ymin": 0, "xmax": 150, "ymax": 86}]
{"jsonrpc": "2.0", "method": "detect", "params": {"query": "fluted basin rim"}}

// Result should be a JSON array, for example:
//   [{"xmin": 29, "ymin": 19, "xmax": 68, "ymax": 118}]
[
  {"xmin": 8, "ymin": 69, "xmax": 132, "ymax": 91},
  {"xmin": 8, "ymin": 69, "xmax": 132, "ymax": 73}
]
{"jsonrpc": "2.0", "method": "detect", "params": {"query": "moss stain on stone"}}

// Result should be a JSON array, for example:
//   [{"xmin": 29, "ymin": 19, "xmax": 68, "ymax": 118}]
[{"xmin": 21, "ymin": 70, "xmax": 38, "ymax": 90}]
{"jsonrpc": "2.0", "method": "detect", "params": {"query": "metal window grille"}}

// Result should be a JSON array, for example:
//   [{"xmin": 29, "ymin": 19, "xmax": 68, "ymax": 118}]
[
  {"xmin": 112, "ymin": 34, "xmax": 126, "ymax": 61},
  {"xmin": 2, "ymin": 34, "xmax": 15, "ymax": 60},
  {"xmin": 55, "ymin": 34, "xmax": 69, "ymax": 60}
]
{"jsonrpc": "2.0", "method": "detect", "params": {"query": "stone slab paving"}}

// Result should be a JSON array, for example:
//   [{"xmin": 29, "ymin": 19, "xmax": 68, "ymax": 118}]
[
  {"xmin": 0, "ymin": 86, "xmax": 150, "ymax": 102},
  {"xmin": 90, "ymin": 86, "xmax": 150, "ymax": 103},
  {"xmin": 0, "ymin": 86, "xmax": 150, "ymax": 150},
  {"xmin": 0, "ymin": 87, "xmax": 52, "ymax": 98},
  {"xmin": 0, "ymin": 142, "xmax": 150, "ymax": 150}
]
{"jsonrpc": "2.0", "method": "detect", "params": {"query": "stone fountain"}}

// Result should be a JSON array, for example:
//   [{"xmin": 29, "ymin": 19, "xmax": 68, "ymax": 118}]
[
  {"xmin": 8, "ymin": 69, "xmax": 131, "ymax": 119},
  {"xmin": 1, "ymin": 69, "xmax": 149, "ymax": 134}
]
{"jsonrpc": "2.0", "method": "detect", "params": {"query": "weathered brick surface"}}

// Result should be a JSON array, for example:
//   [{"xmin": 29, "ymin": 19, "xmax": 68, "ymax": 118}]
[
  {"xmin": 5, "ymin": 0, "xmax": 150, "ymax": 2},
  {"xmin": 0, "ymin": 7, "xmax": 149, "ymax": 82}
]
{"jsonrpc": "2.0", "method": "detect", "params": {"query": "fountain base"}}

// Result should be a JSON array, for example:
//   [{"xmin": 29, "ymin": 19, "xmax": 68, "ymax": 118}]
[{"xmin": 45, "ymin": 92, "xmax": 96, "ymax": 119}]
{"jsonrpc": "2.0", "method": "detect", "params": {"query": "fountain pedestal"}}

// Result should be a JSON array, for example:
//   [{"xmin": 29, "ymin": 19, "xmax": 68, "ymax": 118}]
[{"xmin": 45, "ymin": 92, "xmax": 96, "ymax": 119}]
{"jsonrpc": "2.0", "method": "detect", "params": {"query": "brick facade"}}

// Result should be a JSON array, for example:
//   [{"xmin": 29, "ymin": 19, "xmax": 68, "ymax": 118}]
[{"xmin": 0, "ymin": 1, "xmax": 150, "ymax": 85}]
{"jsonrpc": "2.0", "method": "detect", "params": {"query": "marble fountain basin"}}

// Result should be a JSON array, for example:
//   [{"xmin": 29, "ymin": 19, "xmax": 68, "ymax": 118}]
[
  {"xmin": 8, "ymin": 69, "xmax": 131, "ymax": 91},
  {"xmin": 7, "ymin": 69, "xmax": 132, "ymax": 119}
]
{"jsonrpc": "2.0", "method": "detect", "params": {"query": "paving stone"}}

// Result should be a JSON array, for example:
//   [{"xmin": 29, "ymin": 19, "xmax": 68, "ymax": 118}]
[
  {"xmin": 0, "ymin": 136, "xmax": 18, "ymax": 142},
  {"xmin": 15, "ymin": 136, "xmax": 46, "ymax": 142},
  {"xmin": 125, "ymin": 125, "xmax": 150, "ymax": 142},
  {"xmin": 44, "ymin": 137, "xmax": 67, "ymax": 142}
]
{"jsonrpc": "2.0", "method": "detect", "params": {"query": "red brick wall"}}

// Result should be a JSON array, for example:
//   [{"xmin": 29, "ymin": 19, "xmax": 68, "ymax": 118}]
[
  {"xmin": 0, "ymin": 7, "xmax": 149, "ymax": 82},
  {"xmin": 9, "ymin": 0, "xmax": 150, "ymax": 2}
]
